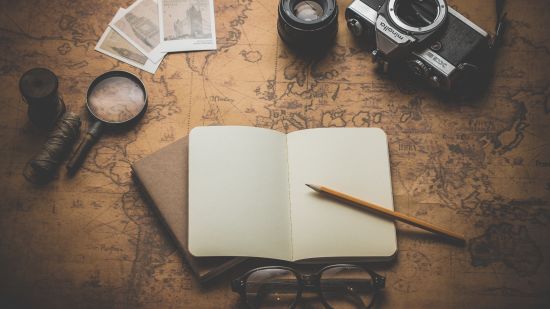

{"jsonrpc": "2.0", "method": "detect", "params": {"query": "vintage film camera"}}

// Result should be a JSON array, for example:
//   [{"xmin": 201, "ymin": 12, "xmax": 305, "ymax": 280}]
[{"xmin": 345, "ymin": 0, "xmax": 495, "ymax": 92}]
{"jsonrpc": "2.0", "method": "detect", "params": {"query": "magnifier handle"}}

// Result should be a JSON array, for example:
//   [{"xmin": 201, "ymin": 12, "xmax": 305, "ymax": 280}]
[{"xmin": 66, "ymin": 121, "xmax": 103, "ymax": 174}]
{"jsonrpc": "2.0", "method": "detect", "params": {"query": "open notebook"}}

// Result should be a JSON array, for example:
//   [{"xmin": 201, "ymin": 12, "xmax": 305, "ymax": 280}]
[
  {"xmin": 131, "ymin": 137, "xmax": 246, "ymax": 283},
  {"xmin": 188, "ymin": 126, "xmax": 397, "ymax": 262}
]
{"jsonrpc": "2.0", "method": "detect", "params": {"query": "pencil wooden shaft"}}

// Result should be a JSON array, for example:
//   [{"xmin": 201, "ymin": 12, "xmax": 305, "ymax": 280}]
[{"xmin": 319, "ymin": 186, "xmax": 466, "ymax": 242}]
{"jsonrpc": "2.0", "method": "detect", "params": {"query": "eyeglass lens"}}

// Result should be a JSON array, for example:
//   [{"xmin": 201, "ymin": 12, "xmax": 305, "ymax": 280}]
[
  {"xmin": 245, "ymin": 268, "xmax": 299, "ymax": 308},
  {"xmin": 320, "ymin": 266, "xmax": 375, "ymax": 309}
]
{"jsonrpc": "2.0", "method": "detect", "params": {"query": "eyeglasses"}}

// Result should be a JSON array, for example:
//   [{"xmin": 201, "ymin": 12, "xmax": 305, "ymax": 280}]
[{"xmin": 231, "ymin": 264, "xmax": 385, "ymax": 309}]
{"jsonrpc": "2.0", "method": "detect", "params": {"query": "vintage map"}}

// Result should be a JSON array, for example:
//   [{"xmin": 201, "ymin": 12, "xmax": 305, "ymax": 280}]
[{"xmin": 0, "ymin": 0, "xmax": 549, "ymax": 307}]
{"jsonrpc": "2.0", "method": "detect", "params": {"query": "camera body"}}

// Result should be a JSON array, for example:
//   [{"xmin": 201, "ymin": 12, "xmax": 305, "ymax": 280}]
[{"xmin": 346, "ymin": 0, "xmax": 492, "ymax": 92}]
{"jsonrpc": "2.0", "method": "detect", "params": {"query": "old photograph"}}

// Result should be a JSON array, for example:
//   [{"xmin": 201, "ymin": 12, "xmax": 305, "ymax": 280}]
[
  {"xmin": 159, "ymin": 0, "xmax": 216, "ymax": 52},
  {"xmin": 96, "ymin": 10, "xmax": 162, "ymax": 74},
  {"xmin": 111, "ymin": 0, "xmax": 165, "ymax": 63}
]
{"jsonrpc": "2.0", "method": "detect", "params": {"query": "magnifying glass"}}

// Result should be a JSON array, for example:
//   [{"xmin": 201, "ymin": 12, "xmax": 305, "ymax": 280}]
[{"xmin": 67, "ymin": 71, "xmax": 147, "ymax": 174}]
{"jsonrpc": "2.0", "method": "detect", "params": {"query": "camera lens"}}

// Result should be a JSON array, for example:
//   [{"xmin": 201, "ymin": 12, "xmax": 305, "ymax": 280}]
[
  {"xmin": 293, "ymin": 1, "xmax": 324, "ymax": 21},
  {"xmin": 277, "ymin": 0, "xmax": 338, "ymax": 52}
]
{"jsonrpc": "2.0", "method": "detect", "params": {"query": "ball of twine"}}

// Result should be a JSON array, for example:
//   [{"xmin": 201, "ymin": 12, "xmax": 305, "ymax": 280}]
[{"xmin": 23, "ymin": 112, "xmax": 81, "ymax": 184}]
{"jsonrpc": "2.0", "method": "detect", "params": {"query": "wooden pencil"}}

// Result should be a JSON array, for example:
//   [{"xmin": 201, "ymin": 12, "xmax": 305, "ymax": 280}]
[{"xmin": 306, "ymin": 184, "xmax": 466, "ymax": 243}]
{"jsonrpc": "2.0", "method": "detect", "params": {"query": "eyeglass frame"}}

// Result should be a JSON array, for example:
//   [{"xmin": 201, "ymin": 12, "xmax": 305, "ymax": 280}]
[{"xmin": 231, "ymin": 264, "xmax": 386, "ymax": 309}]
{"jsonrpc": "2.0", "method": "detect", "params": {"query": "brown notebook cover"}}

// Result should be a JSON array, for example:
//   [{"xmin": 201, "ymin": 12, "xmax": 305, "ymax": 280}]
[{"xmin": 131, "ymin": 137, "xmax": 246, "ymax": 283}]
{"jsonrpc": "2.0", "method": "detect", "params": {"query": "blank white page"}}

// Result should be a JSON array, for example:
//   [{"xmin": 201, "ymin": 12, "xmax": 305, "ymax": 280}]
[
  {"xmin": 286, "ymin": 128, "xmax": 397, "ymax": 261},
  {"xmin": 188, "ymin": 126, "xmax": 292, "ymax": 260}
]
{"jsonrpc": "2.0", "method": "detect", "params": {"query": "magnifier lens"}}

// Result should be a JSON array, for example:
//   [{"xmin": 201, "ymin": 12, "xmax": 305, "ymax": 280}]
[
  {"xmin": 88, "ymin": 76, "xmax": 146, "ymax": 123},
  {"xmin": 67, "ymin": 71, "xmax": 147, "ymax": 174}
]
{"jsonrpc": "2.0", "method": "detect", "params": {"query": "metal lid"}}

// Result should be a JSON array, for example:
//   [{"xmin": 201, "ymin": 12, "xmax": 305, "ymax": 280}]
[{"xmin": 19, "ymin": 68, "xmax": 59, "ymax": 101}]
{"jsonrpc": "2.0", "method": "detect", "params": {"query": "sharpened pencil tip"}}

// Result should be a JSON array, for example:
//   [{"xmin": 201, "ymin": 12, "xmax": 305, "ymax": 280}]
[{"xmin": 306, "ymin": 184, "xmax": 321, "ymax": 192}]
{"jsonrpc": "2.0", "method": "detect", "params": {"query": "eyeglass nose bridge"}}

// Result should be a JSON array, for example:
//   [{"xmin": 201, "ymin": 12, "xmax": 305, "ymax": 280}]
[
  {"xmin": 372, "ymin": 273, "xmax": 386, "ymax": 289},
  {"xmin": 300, "ymin": 273, "xmax": 321, "ymax": 287}
]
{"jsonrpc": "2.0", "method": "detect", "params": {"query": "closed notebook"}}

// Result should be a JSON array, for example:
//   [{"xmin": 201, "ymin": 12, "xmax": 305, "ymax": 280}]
[
  {"xmin": 131, "ymin": 137, "xmax": 246, "ymax": 283},
  {"xmin": 188, "ymin": 126, "xmax": 397, "ymax": 262}
]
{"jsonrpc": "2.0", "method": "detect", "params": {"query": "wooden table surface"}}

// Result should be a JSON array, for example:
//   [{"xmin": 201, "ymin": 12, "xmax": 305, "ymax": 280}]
[{"xmin": 0, "ymin": 0, "xmax": 549, "ymax": 308}]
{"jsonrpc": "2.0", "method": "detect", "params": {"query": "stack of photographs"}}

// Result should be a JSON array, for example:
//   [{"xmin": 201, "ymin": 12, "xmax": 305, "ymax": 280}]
[{"xmin": 95, "ymin": 0, "xmax": 216, "ymax": 74}]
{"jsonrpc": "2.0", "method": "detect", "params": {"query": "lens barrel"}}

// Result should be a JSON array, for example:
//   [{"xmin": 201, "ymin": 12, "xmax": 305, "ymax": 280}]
[{"xmin": 277, "ymin": 0, "xmax": 338, "ymax": 52}]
